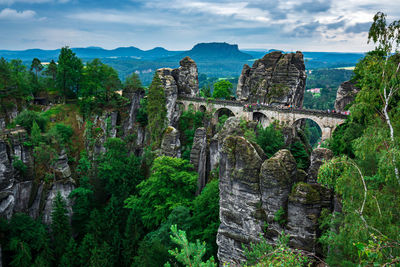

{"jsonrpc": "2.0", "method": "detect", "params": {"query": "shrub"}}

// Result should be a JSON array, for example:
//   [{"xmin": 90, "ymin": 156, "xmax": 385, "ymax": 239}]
[{"xmin": 14, "ymin": 109, "xmax": 48, "ymax": 133}]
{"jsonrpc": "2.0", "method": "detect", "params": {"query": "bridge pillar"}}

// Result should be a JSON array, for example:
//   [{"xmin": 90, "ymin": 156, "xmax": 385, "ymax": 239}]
[{"xmin": 321, "ymin": 127, "xmax": 333, "ymax": 142}]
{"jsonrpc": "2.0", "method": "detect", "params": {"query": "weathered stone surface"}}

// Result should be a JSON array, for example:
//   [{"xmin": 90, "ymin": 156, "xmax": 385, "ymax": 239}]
[
  {"xmin": 0, "ymin": 140, "xmax": 13, "ymax": 191},
  {"xmin": 0, "ymin": 128, "xmax": 74, "ymax": 223},
  {"xmin": 260, "ymin": 149, "xmax": 297, "ymax": 241},
  {"xmin": 42, "ymin": 181, "xmax": 75, "ymax": 225},
  {"xmin": 307, "ymin": 148, "xmax": 333, "ymax": 183},
  {"xmin": 217, "ymin": 135, "xmax": 264, "ymax": 265},
  {"xmin": 87, "ymin": 111, "xmax": 119, "ymax": 158},
  {"xmin": 236, "ymin": 51, "xmax": 306, "ymax": 108},
  {"xmin": 54, "ymin": 150, "xmax": 72, "ymax": 179},
  {"xmin": 0, "ymin": 118, "xmax": 5, "ymax": 132},
  {"xmin": 160, "ymin": 126, "xmax": 181, "ymax": 158},
  {"xmin": 157, "ymin": 57, "xmax": 198, "ymax": 126},
  {"xmin": 172, "ymin": 56, "xmax": 199, "ymax": 96},
  {"xmin": 157, "ymin": 68, "xmax": 181, "ymax": 126},
  {"xmin": 190, "ymin": 127, "xmax": 208, "ymax": 194},
  {"xmin": 123, "ymin": 88, "xmax": 145, "ymax": 132},
  {"xmin": 334, "ymin": 81, "xmax": 359, "ymax": 112},
  {"xmin": 287, "ymin": 183, "xmax": 331, "ymax": 253},
  {"xmin": 210, "ymin": 117, "xmax": 249, "ymax": 171}
]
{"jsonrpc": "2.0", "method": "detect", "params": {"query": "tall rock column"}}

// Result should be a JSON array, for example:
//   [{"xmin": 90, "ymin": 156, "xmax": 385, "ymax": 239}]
[
  {"xmin": 172, "ymin": 56, "xmax": 199, "ymax": 96},
  {"xmin": 334, "ymin": 81, "xmax": 359, "ymax": 112},
  {"xmin": 190, "ymin": 127, "xmax": 208, "ymax": 194},
  {"xmin": 157, "ymin": 68, "xmax": 180, "ymax": 127},
  {"xmin": 236, "ymin": 51, "xmax": 306, "ymax": 108},
  {"xmin": 217, "ymin": 135, "xmax": 264, "ymax": 264},
  {"xmin": 260, "ymin": 149, "xmax": 298, "ymax": 241}
]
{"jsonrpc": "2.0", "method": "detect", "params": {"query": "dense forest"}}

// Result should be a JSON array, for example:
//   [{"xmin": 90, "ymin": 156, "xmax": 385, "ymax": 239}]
[{"xmin": 0, "ymin": 12, "xmax": 399, "ymax": 267}]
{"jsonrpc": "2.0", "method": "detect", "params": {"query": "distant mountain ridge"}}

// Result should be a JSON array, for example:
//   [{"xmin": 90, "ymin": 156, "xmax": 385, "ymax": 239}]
[
  {"xmin": 0, "ymin": 42, "xmax": 364, "ymax": 86},
  {"xmin": 167, "ymin": 42, "xmax": 253, "ymax": 61}
]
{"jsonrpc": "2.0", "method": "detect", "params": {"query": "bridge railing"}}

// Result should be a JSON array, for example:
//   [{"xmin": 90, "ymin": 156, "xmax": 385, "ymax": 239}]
[{"xmin": 178, "ymin": 95, "xmax": 347, "ymax": 119}]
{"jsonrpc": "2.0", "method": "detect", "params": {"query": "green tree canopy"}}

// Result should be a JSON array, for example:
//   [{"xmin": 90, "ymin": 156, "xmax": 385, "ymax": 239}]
[
  {"xmin": 147, "ymin": 73, "xmax": 167, "ymax": 148},
  {"xmin": 56, "ymin": 46, "xmax": 83, "ymax": 100},
  {"xmin": 212, "ymin": 80, "xmax": 233, "ymax": 99},
  {"xmin": 125, "ymin": 156, "xmax": 197, "ymax": 229}
]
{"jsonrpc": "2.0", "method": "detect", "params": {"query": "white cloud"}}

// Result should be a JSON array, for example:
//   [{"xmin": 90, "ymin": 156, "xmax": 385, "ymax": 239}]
[
  {"xmin": 0, "ymin": 0, "xmax": 69, "ymax": 4},
  {"xmin": 68, "ymin": 10, "xmax": 183, "ymax": 27},
  {"xmin": 0, "ymin": 8, "xmax": 36, "ymax": 19}
]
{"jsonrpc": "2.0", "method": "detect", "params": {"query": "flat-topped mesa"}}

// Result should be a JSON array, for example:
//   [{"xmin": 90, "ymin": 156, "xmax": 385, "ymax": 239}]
[{"xmin": 236, "ymin": 51, "xmax": 306, "ymax": 108}]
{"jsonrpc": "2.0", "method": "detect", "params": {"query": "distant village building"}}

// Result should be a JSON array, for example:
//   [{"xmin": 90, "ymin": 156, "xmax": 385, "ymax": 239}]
[{"xmin": 306, "ymin": 88, "xmax": 321, "ymax": 94}]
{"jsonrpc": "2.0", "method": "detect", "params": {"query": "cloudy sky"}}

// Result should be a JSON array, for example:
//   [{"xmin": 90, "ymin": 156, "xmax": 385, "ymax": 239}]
[{"xmin": 0, "ymin": 0, "xmax": 399, "ymax": 52}]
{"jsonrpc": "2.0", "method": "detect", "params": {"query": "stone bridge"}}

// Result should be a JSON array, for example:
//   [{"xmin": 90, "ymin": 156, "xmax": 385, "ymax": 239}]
[{"xmin": 177, "ymin": 96, "xmax": 347, "ymax": 141}]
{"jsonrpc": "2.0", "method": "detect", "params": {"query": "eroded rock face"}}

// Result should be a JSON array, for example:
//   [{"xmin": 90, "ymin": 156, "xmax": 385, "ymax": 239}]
[
  {"xmin": 334, "ymin": 81, "xmax": 359, "ymax": 112},
  {"xmin": 0, "ymin": 129, "xmax": 74, "ymax": 223},
  {"xmin": 307, "ymin": 148, "xmax": 333, "ymax": 183},
  {"xmin": 172, "ymin": 56, "xmax": 199, "ymax": 96},
  {"xmin": 157, "ymin": 68, "xmax": 180, "ymax": 127},
  {"xmin": 287, "ymin": 183, "xmax": 331, "ymax": 253},
  {"xmin": 236, "ymin": 51, "xmax": 306, "ymax": 107},
  {"xmin": 210, "ymin": 117, "xmax": 259, "ymax": 171},
  {"xmin": 260, "ymin": 150, "xmax": 297, "ymax": 241},
  {"xmin": 42, "ymin": 181, "xmax": 75, "ymax": 225},
  {"xmin": 217, "ymin": 142, "xmax": 333, "ymax": 264},
  {"xmin": 217, "ymin": 135, "xmax": 264, "ymax": 264},
  {"xmin": 87, "ymin": 111, "xmax": 118, "ymax": 158},
  {"xmin": 157, "ymin": 57, "xmax": 199, "ymax": 127},
  {"xmin": 160, "ymin": 126, "xmax": 181, "ymax": 158},
  {"xmin": 190, "ymin": 127, "xmax": 208, "ymax": 194},
  {"xmin": 123, "ymin": 88, "xmax": 145, "ymax": 133}
]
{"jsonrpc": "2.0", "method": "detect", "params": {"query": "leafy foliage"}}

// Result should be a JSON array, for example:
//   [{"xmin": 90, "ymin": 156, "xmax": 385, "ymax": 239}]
[
  {"xmin": 165, "ymin": 224, "xmax": 217, "ymax": 267},
  {"xmin": 212, "ymin": 79, "xmax": 233, "ymax": 99},
  {"xmin": 256, "ymin": 124, "xmax": 284, "ymax": 158},
  {"xmin": 14, "ymin": 109, "xmax": 48, "ymax": 133},
  {"xmin": 147, "ymin": 73, "xmax": 167, "ymax": 148},
  {"xmin": 125, "ymin": 156, "xmax": 197, "ymax": 229},
  {"xmin": 243, "ymin": 232, "xmax": 310, "ymax": 267},
  {"xmin": 178, "ymin": 108, "xmax": 205, "ymax": 160}
]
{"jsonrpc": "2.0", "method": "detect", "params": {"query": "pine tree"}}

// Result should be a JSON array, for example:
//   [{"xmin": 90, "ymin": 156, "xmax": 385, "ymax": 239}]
[
  {"xmin": 59, "ymin": 238, "xmax": 78, "ymax": 267},
  {"xmin": 147, "ymin": 73, "xmax": 167, "ymax": 148},
  {"xmin": 50, "ymin": 192, "xmax": 71, "ymax": 263},
  {"xmin": 31, "ymin": 120, "xmax": 42, "ymax": 146}
]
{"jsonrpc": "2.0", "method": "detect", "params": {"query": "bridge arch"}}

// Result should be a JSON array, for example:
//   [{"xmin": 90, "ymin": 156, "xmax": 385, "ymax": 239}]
[
  {"xmin": 214, "ymin": 107, "xmax": 235, "ymax": 121},
  {"xmin": 199, "ymin": 105, "xmax": 207, "ymax": 113},
  {"xmin": 253, "ymin": 111, "xmax": 270, "ymax": 128},
  {"xmin": 293, "ymin": 118, "xmax": 323, "ymax": 147}
]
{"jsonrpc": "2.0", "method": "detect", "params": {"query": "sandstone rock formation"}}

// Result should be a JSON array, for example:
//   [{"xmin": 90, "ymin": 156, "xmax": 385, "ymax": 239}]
[
  {"xmin": 157, "ymin": 68, "xmax": 180, "ymax": 127},
  {"xmin": 157, "ymin": 57, "xmax": 199, "ymax": 127},
  {"xmin": 307, "ymin": 148, "xmax": 333, "ymax": 183},
  {"xmin": 172, "ymin": 56, "xmax": 199, "ymax": 96},
  {"xmin": 217, "ymin": 135, "xmax": 264, "ymax": 264},
  {"xmin": 209, "ymin": 117, "xmax": 259, "ymax": 171},
  {"xmin": 287, "ymin": 183, "xmax": 331, "ymax": 253},
  {"xmin": 86, "ymin": 111, "xmax": 118, "ymax": 159},
  {"xmin": 190, "ymin": 127, "xmax": 208, "ymax": 194},
  {"xmin": 0, "ymin": 128, "xmax": 74, "ymax": 223},
  {"xmin": 334, "ymin": 81, "xmax": 359, "ymax": 112},
  {"xmin": 160, "ymin": 126, "xmax": 181, "ymax": 158},
  {"xmin": 236, "ymin": 51, "xmax": 306, "ymax": 107},
  {"xmin": 123, "ymin": 87, "xmax": 145, "ymax": 133},
  {"xmin": 217, "ymin": 134, "xmax": 334, "ymax": 265},
  {"xmin": 260, "ymin": 150, "xmax": 298, "ymax": 241}
]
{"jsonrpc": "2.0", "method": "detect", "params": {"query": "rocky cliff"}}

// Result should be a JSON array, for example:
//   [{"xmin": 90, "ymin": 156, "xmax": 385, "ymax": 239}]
[
  {"xmin": 0, "ymin": 128, "xmax": 74, "ymax": 223},
  {"xmin": 157, "ymin": 57, "xmax": 199, "ymax": 127},
  {"xmin": 216, "ymin": 122, "xmax": 333, "ymax": 265},
  {"xmin": 334, "ymin": 80, "xmax": 359, "ymax": 112},
  {"xmin": 236, "ymin": 51, "xmax": 306, "ymax": 108}
]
